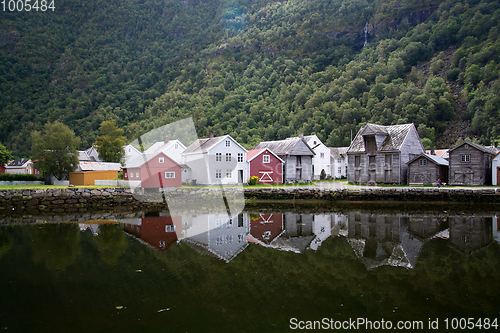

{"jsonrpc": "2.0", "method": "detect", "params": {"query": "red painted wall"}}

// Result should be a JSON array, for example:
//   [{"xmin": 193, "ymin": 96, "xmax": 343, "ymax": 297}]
[
  {"xmin": 123, "ymin": 152, "xmax": 181, "ymax": 188},
  {"xmin": 250, "ymin": 213, "xmax": 284, "ymax": 244},
  {"xmin": 249, "ymin": 151, "xmax": 283, "ymax": 184}
]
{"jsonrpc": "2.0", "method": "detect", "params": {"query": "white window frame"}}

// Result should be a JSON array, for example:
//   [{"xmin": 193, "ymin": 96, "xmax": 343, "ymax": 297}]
[
  {"xmin": 165, "ymin": 172, "xmax": 175, "ymax": 179},
  {"xmin": 461, "ymin": 154, "xmax": 470, "ymax": 162},
  {"xmin": 215, "ymin": 169, "xmax": 222, "ymax": 179},
  {"xmin": 226, "ymin": 169, "xmax": 233, "ymax": 178},
  {"xmin": 237, "ymin": 152, "xmax": 243, "ymax": 162},
  {"xmin": 165, "ymin": 225, "xmax": 175, "ymax": 232},
  {"xmin": 136, "ymin": 173, "xmax": 139, "ymax": 178},
  {"xmin": 159, "ymin": 157, "xmax": 164, "ymax": 163},
  {"xmin": 263, "ymin": 155, "xmax": 270, "ymax": 163},
  {"xmin": 215, "ymin": 152, "xmax": 222, "ymax": 162},
  {"xmin": 226, "ymin": 153, "xmax": 231, "ymax": 162},
  {"xmin": 226, "ymin": 140, "xmax": 231, "ymax": 147},
  {"xmin": 320, "ymin": 152, "xmax": 325, "ymax": 159}
]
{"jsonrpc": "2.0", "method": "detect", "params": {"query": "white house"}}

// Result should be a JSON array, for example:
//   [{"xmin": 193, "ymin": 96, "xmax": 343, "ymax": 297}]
[
  {"xmin": 144, "ymin": 137, "xmax": 186, "ymax": 165},
  {"xmin": 302, "ymin": 135, "xmax": 332, "ymax": 180},
  {"xmin": 493, "ymin": 152, "xmax": 500, "ymax": 186},
  {"xmin": 5, "ymin": 159, "xmax": 38, "ymax": 175},
  {"xmin": 330, "ymin": 147, "xmax": 349, "ymax": 179},
  {"xmin": 123, "ymin": 144, "xmax": 142, "ymax": 166},
  {"xmin": 181, "ymin": 134, "xmax": 249, "ymax": 185}
]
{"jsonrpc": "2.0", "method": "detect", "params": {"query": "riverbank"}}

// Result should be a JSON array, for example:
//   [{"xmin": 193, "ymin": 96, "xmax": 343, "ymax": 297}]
[{"xmin": 1, "ymin": 184, "xmax": 500, "ymax": 215}]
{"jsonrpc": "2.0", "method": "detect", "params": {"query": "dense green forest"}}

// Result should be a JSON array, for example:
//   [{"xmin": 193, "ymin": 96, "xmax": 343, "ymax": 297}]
[{"xmin": 1, "ymin": 0, "xmax": 500, "ymax": 158}]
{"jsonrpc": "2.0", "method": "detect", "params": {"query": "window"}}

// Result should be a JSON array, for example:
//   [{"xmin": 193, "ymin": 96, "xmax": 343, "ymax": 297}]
[
  {"xmin": 159, "ymin": 157, "xmax": 164, "ymax": 163},
  {"xmin": 320, "ymin": 153, "xmax": 325, "ymax": 159},
  {"xmin": 215, "ymin": 152, "xmax": 221, "ymax": 161},
  {"xmin": 165, "ymin": 225, "xmax": 175, "ymax": 232},
  {"xmin": 337, "ymin": 158, "xmax": 342, "ymax": 164},
  {"xmin": 355, "ymin": 156, "xmax": 361, "ymax": 167},
  {"xmin": 165, "ymin": 172, "xmax": 175, "ymax": 178},
  {"xmin": 338, "ymin": 167, "xmax": 342, "ymax": 174},
  {"xmin": 215, "ymin": 169, "xmax": 222, "ymax": 179},
  {"xmin": 263, "ymin": 155, "xmax": 270, "ymax": 163},
  {"xmin": 461, "ymin": 154, "xmax": 470, "ymax": 162},
  {"xmin": 159, "ymin": 241, "xmax": 165, "ymax": 248},
  {"xmin": 369, "ymin": 156, "xmax": 376, "ymax": 165},
  {"xmin": 419, "ymin": 159, "xmax": 427, "ymax": 166},
  {"xmin": 226, "ymin": 153, "xmax": 231, "ymax": 162},
  {"xmin": 385, "ymin": 154, "xmax": 392, "ymax": 166},
  {"xmin": 226, "ymin": 169, "xmax": 232, "ymax": 178},
  {"xmin": 124, "ymin": 172, "xmax": 127, "ymax": 178},
  {"xmin": 225, "ymin": 140, "xmax": 231, "ymax": 147},
  {"xmin": 237, "ymin": 152, "xmax": 243, "ymax": 162},
  {"xmin": 136, "ymin": 173, "xmax": 139, "ymax": 178},
  {"xmin": 174, "ymin": 143, "xmax": 179, "ymax": 149}
]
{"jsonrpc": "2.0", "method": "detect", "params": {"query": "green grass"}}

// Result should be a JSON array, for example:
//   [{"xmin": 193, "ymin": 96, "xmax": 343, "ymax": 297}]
[{"xmin": 0, "ymin": 185, "xmax": 119, "ymax": 190}]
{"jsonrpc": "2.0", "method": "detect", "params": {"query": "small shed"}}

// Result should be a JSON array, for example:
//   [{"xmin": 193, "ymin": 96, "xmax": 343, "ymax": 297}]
[
  {"xmin": 448, "ymin": 141, "xmax": 495, "ymax": 185},
  {"xmin": 69, "ymin": 161, "xmax": 121, "ymax": 186},
  {"xmin": 407, "ymin": 153, "xmax": 449, "ymax": 185},
  {"xmin": 247, "ymin": 148, "xmax": 284, "ymax": 184}
]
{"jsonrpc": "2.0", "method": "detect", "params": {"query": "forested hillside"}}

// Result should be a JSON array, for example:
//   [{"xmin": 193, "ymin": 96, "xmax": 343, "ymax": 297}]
[{"xmin": 1, "ymin": 0, "xmax": 499, "ymax": 157}]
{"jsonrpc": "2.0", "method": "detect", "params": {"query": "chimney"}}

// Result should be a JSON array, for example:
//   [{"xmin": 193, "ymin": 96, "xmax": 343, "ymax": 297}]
[
  {"xmin": 431, "ymin": 149, "xmax": 435, "ymax": 155},
  {"xmin": 495, "ymin": 141, "xmax": 498, "ymax": 148},
  {"xmin": 299, "ymin": 133, "xmax": 304, "ymax": 139},
  {"xmin": 209, "ymin": 132, "xmax": 214, "ymax": 139},
  {"xmin": 164, "ymin": 136, "xmax": 169, "ymax": 144}
]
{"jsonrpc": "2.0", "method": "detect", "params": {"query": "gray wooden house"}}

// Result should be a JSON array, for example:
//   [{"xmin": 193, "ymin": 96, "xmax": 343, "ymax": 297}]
[
  {"xmin": 448, "ymin": 141, "xmax": 496, "ymax": 185},
  {"xmin": 255, "ymin": 137, "xmax": 315, "ymax": 183},
  {"xmin": 347, "ymin": 123, "xmax": 425, "ymax": 184},
  {"xmin": 407, "ymin": 153, "xmax": 449, "ymax": 185}
]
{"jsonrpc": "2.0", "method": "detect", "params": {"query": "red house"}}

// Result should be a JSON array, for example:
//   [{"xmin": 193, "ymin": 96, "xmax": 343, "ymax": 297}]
[
  {"xmin": 122, "ymin": 216, "xmax": 182, "ymax": 251},
  {"xmin": 247, "ymin": 148, "xmax": 284, "ymax": 184},
  {"xmin": 123, "ymin": 151, "xmax": 182, "ymax": 188}
]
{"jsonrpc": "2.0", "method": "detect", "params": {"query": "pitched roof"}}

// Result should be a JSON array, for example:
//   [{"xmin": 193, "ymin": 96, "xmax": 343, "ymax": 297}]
[
  {"xmin": 6, "ymin": 159, "xmax": 31, "ymax": 167},
  {"xmin": 448, "ymin": 141, "xmax": 497, "ymax": 155},
  {"xmin": 301, "ymin": 135, "xmax": 324, "ymax": 149},
  {"xmin": 330, "ymin": 147, "xmax": 349, "ymax": 159},
  {"xmin": 408, "ymin": 153, "xmax": 449, "ymax": 166},
  {"xmin": 347, "ymin": 123, "xmax": 416, "ymax": 153},
  {"xmin": 125, "ymin": 152, "xmax": 181, "ymax": 169},
  {"xmin": 76, "ymin": 161, "xmax": 122, "ymax": 172},
  {"xmin": 255, "ymin": 137, "xmax": 315, "ymax": 156},
  {"xmin": 181, "ymin": 135, "xmax": 247, "ymax": 155},
  {"xmin": 247, "ymin": 148, "xmax": 284, "ymax": 163}
]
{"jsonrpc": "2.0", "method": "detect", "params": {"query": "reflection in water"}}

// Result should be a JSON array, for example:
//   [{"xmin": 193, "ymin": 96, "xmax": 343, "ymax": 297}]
[{"xmin": 116, "ymin": 210, "xmax": 497, "ymax": 268}]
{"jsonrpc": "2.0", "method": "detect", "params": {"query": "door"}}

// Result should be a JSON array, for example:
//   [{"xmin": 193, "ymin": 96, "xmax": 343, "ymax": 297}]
[{"xmin": 238, "ymin": 169, "xmax": 243, "ymax": 183}]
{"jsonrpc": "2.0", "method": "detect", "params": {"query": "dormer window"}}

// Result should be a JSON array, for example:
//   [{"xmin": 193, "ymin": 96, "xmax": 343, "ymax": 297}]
[{"xmin": 364, "ymin": 135, "xmax": 377, "ymax": 152}]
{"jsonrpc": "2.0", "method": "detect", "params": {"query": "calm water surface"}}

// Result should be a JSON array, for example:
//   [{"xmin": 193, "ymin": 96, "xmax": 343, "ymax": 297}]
[{"xmin": 1, "ymin": 203, "xmax": 499, "ymax": 332}]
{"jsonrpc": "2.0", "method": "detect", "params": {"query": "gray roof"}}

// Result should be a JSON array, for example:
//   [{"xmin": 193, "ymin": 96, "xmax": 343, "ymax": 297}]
[
  {"xmin": 7, "ymin": 159, "xmax": 31, "ymax": 167},
  {"xmin": 329, "ymin": 147, "xmax": 349, "ymax": 159},
  {"xmin": 408, "ymin": 153, "xmax": 449, "ymax": 166},
  {"xmin": 449, "ymin": 141, "xmax": 497, "ymax": 155},
  {"xmin": 347, "ymin": 123, "xmax": 415, "ymax": 153},
  {"xmin": 182, "ymin": 135, "xmax": 246, "ymax": 155},
  {"xmin": 255, "ymin": 137, "xmax": 315, "ymax": 156}
]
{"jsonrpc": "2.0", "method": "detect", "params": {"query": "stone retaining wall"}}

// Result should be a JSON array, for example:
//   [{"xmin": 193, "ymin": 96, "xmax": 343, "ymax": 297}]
[{"xmin": 0, "ymin": 186, "xmax": 499, "ymax": 215}]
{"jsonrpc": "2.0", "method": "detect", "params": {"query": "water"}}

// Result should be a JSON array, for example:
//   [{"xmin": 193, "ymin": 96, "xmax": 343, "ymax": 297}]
[{"xmin": 1, "ymin": 203, "xmax": 499, "ymax": 332}]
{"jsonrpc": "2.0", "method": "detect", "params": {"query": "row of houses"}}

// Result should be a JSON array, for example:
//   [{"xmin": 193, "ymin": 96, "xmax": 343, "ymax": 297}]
[{"xmin": 3, "ymin": 122, "xmax": 500, "ymax": 187}]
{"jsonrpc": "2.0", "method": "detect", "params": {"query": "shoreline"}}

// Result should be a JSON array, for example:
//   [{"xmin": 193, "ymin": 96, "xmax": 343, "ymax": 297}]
[{"xmin": 0, "ymin": 184, "xmax": 499, "ymax": 215}]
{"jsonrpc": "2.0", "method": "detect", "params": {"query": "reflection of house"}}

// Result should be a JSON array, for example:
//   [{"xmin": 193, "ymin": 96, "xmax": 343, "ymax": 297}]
[
  {"xmin": 330, "ymin": 147, "xmax": 348, "ymax": 179},
  {"xmin": 122, "ymin": 215, "xmax": 182, "ymax": 251},
  {"xmin": 448, "ymin": 141, "xmax": 495, "ymax": 185},
  {"xmin": 493, "ymin": 216, "xmax": 499, "ymax": 244},
  {"xmin": 347, "ymin": 212, "xmax": 424, "ymax": 269},
  {"xmin": 448, "ymin": 216, "xmax": 492, "ymax": 254},
  {"xmin": 181, "ymin": 134, "xmax": 248, "ymax": 185},
  {"xmin": 247, "ymin": 148, "xmax": 284, "ymax": 184},
  {"xmin": 255, "ymin": 136, "xmax": 315, "ymax": 183},
  {"xmin": 248, "ymin": 213, "xmax": 284, "ymax": 245},
  {"xmin": 347, "ymin": 123, "xmax": 425, "ymax": 184},
  {"xmin": 309, "ymin": 214, "xmax": 332, "ymax": 250},
  {"xmin": 407, "ymin": 153, "xmax": 449, "ymax": 185},
  {"xmin": 5, "ymin": 159, "xmax": 39, "ymax": 175},
  {"xmin": 407, "ymin": 215, "xmax": 448, "ymax": 240},
  {"xmin": 302, "ymin": 135, "xmax": 331, "ymax": 180},
  {"xmin": 123, "ymin": 152, "xmax": 182, "ymax": 188},
  {"xmin": 269, "ymin": 213, "xmax": 315, "ymax": 253},
  {"xmin": 69, "ymin": 161, "xmax": 121, "ymax": 186},
  {"xmin": 182, "ymin": 213, "xmax": 249, "ymax": 262}
]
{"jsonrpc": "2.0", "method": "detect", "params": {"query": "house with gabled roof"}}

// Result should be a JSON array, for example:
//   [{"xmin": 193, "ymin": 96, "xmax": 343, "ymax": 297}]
[
  {"xmin": 347, "ymin": 123, "xmax": 425, "ymax": 184},
  {"xmin": 301, "ymin": 135, "xmax": 332, "ymax": 180},
  {"xmin": 123, "ymin": 151, "xmax": 182, "ymax": 188},
  {"xmin": 143, "ymin": 137, "xmax": 186, "ymax": 165},
  {"xmin": 123, "ymin": 144, "xmax": 142, "ymax": 166},
  {"xmin": 180, "ymin": 134, "xmax": 248, "ymax": 185},
  {"xmin": 330, "ymin": 147, "xmax": 349, "ymax": 179},
  {"xmin": 5, "ymin": 159, "xmax": 39, "ymax": 176},
  {"xmin": 448, "ymin": 141, "xmax": 496, "ymax": 185},
  {"xmin": 247, "ymin": 148, "xmax": 284, "ymax": 184},
  {"xmin": 255, "ymin": 136, "xmax": 315, "ymax": 183},
  {"xmin": 407, "ymin": 153, "xmax": 449, "ymax": 185}
]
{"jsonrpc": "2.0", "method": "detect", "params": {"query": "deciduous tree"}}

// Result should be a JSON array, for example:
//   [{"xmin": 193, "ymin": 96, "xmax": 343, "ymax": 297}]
[{"xmin": 94, "ymin": 120, "xmax": 126, "ymax": 163}]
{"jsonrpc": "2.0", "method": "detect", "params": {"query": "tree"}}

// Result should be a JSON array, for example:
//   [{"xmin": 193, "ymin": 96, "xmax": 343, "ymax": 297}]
[
  {"xmin": 31, "ymin": 121, "xmax": 80, "ymax": 181},
  {"xmin": 94, "ymin": 120, "xmax": 126, "ymax": 163},
  {"xmin": 0, "ymin": 143, "xmax": 12, "ymax": 166}
]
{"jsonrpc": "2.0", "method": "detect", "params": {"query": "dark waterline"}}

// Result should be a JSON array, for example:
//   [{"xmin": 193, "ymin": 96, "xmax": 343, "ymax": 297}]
[{"xmin": 0, "ymin": 203, "xmax": 499, "ymax": 332}]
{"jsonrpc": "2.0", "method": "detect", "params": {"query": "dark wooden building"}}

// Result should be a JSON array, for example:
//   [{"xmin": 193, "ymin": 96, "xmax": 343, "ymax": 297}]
[
  {"xmin": 347, "ymin": 123, "xmax": 425, "ymax": 184},
  {"xmin": 407, "ymin": 153, "xmax": 449, "ymax": 185},
  {"xmin": 448, "ymin": 141, "xmax": 496, "ymax": 185}
]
